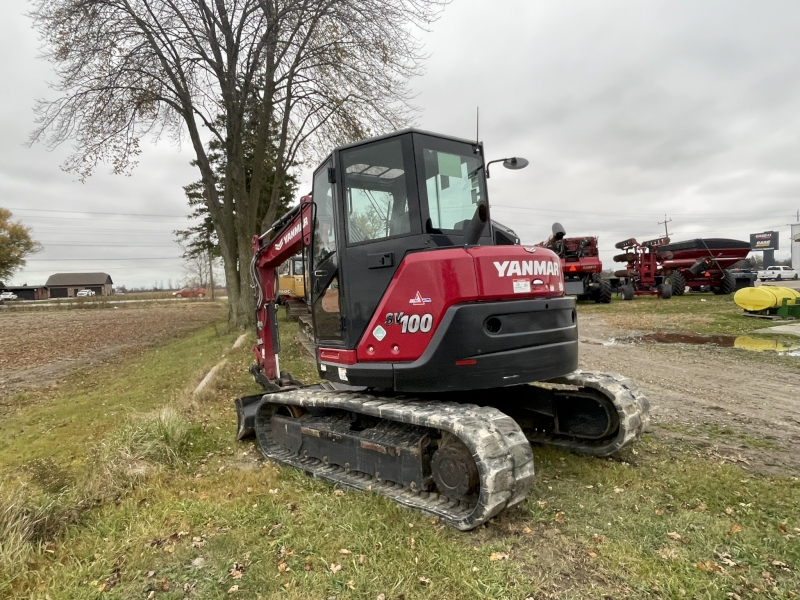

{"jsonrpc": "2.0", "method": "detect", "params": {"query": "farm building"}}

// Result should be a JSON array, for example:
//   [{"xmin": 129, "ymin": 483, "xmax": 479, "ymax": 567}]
[
  {"xmin": 45, "ymin": 272, "xmax": 114, "ymax": 298},
  {"xmin": 1, "ymin": 285, "xmax": 49, "ymax": 300}
]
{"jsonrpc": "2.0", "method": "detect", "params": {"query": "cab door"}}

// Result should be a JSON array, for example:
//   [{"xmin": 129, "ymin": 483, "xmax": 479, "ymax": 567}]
[
  {"xmin": 310, "ymin": 161, "xmax": 344, "ymax": 344},
  {"xmin": 335, "ymin": 133, "xmax": 424, "ymax": 348}
]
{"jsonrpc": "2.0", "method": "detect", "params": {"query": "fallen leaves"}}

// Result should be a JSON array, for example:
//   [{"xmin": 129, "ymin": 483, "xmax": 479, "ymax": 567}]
[
  {"xmin": 730, "ymin": 524, "xmax": 743, "ymax": 535},
  {"xmin": 489, "ymin": 552, "xmax": 509, "ymax": 561},
  {"xmin": 658, "ymin": 547, "xmax": 679, "ymax": 560},
  {"xmin": 696, "ymin": 560, "xmax": 724, "ymax": 573},
  {"xmin": 228, "ymin": 584, "xmax": 239, "ymax": 594},
  {"xmin": 330, "ymin": 563, "xmax": 342, "ymax": 574},
  {"xmin": 339, "ymin": 549, "xmax": 352, "ymax": 555},
  {"xmin": 229, "ymin": 563, "xmax": 246, "ymax": 579},
  {"xmin": 554, "ymin": 512, "xmax": 566, "ymax": 524},
  {"xmin": 418, "ymin": 576, "xmax": 431, "ymax": 585},
  {"xmin": 716, "ymin": 553, "xmax": 737, "ymax": 567},
  {"xmin": 667, "ymin": 531, "xmax": 683, "ymax": 541}
]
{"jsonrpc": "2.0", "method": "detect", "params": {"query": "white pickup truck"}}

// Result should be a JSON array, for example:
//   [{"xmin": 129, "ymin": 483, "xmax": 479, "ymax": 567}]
[{"xmin": 757, "ymin": 265, "xmax": 799, "ymax": 281}]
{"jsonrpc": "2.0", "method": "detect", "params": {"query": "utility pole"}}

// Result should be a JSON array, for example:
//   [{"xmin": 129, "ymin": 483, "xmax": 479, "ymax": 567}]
[{"xmin": 658, "ymin": 214, "xmax": 672, "ymax": 238}]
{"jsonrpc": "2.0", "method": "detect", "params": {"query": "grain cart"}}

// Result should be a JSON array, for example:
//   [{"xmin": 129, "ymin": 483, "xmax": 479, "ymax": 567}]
[
  {"xmin": 538, "ymin": 223, "xmax": 611, "ymax": 303},
  {"xmin": 658, "ymin": 238, "xmax": 750, "ymax": 296},
  {"xmin": 235, "ymin": 129, "xmax": 649, "ymax": 530}
]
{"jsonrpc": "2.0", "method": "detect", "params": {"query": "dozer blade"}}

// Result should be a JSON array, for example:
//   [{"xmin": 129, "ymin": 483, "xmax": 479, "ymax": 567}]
[{"xmin": 248, "ymin": 389, "xmax": 535, "ymax": 531}]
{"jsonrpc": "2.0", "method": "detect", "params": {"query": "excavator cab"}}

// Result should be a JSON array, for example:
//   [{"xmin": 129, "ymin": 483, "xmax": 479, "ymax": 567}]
[{"xmin": 308, "ymin": 130, "xmax": 491, "ymax": 351}]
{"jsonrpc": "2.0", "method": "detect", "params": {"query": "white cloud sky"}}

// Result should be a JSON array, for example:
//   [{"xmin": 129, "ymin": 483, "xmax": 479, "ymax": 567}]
[{"xmin": 2, "ymin": 0, "xmax": 799, "ymax": 287}]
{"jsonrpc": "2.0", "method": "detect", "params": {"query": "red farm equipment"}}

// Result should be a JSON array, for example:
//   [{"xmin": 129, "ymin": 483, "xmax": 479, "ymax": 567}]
[
  {"xmin": 612, "ymin": 236, "xmax": 674, "ymax": 300},
  {"xmin": 613, "ymin": 237, "xmax": 752, "ymax": 299},
  {"xmin": 538, "ymin": 223, "xmax": 611, "ymax": 303},
  {"xmin": 658, "ymin": 238, "xmax": 751, "ymax": 295}
]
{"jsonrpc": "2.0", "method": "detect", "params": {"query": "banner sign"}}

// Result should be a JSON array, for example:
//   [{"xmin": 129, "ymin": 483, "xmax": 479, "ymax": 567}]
[{"xmin": 750, "ymin": 231, "xmax": 779, "ymax": 251}]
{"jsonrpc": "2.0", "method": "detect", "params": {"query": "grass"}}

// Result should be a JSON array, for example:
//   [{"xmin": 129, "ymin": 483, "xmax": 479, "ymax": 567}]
[
  {"xmin": 1, "ymin": 313, "xmax": 798, "ymax": 598},
  {"xmin": 576, "ymin": 293, "xmax": 793, "ymax": 337},
  {"xmin": 658, "ymin": 422, "xmax": 785, "ymax": 452}
]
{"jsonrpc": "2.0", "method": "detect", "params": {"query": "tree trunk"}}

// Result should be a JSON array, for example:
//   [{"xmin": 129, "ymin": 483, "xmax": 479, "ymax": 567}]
[{"xmin": 209, "ymin": 250, "xmax": 215, "ymax": 301}]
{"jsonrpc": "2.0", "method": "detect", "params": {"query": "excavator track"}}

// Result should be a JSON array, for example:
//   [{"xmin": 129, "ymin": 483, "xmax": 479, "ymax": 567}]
[
  {"xmin": 239, "ymin": 371, "xmax": 648, "ymax": 529},
  {"xmin": 252, "ymin": 389, "xmax": 535, "ymax": 531},
  {"xmin": 527, "ymin": 371, "xmax": 650, "ymax": 456}
]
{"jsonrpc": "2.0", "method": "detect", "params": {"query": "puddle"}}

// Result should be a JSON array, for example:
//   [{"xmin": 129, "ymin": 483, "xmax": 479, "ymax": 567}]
[{"xmin": 630, "ymin": 332, "xmax": 800, "ymax": 353}]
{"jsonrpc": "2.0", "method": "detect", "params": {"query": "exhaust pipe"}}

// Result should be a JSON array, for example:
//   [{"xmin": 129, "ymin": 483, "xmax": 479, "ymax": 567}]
[{"xmin": 464, "ymin": 201, "xmax": 489, "ymax": 245}]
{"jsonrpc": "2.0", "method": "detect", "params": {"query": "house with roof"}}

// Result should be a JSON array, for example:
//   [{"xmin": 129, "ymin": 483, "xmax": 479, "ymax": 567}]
[{"xmin": 45, "ymin": 272, "xmax": 114, "ymax": 298}]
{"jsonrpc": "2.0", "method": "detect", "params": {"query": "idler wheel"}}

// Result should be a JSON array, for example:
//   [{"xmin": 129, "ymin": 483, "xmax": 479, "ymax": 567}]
[{"xmin": 431, "ymin": 441, "xmax": 479, "ymax": 502}]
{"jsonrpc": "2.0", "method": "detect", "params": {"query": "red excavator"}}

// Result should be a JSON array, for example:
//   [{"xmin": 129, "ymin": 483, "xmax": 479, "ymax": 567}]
[{"xmin": 235, "ymin": 129, "xmax": 648, "ymax": 530}]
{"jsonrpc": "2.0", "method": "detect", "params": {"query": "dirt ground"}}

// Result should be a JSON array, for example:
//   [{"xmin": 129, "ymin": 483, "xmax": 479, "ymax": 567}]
[
  {"xmin": 0, "ymin": 303, "xmax": 225, "ymax": 397},
  {"xmin": 578, "ymin": 313, "xmax": 800, "ymax": 475}
]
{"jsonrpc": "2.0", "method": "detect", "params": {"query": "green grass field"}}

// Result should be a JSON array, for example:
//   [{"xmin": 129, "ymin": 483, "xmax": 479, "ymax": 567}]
[{"xmin": 1, "ymin": 312, "xmax": 798, "ymax": 599}]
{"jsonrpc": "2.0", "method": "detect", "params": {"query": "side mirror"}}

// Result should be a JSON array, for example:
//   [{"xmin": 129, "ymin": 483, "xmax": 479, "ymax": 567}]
[
  {"xmin": 486, "ymin": 156, "xmax": 529, "ymax": 178},
  {"xmin": 502, "ymin": 157, "xmax": 529, "ymax": 170}
]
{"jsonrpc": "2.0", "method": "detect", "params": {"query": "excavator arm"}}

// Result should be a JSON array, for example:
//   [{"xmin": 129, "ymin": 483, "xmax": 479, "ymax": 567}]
[{"xmin": 250, "ymin": 196, "xmax": 313, "ymax": 383}]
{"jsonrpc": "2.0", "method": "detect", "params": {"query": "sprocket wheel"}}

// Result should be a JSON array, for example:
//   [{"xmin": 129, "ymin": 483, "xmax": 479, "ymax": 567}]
[{"xmin": 431, "ymin": 440, "xmax": 479, "ymax": 502}]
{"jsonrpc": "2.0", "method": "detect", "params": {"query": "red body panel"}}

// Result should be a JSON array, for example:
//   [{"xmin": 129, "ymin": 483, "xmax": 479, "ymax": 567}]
[
  {"xmin": 563, "ymin": 257, "xmax": 602, "ymax": 274},
  {"xmin": 355, "ymin": 246, "xmax": 564, "ymax": 363}
]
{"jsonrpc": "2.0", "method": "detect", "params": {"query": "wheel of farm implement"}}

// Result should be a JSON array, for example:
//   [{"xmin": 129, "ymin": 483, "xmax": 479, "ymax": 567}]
[
  {"xmin": 431, "ymin": 439, "xmax": 479, "ymax": 503},
  {"xmin": 670, "ymin": 271, "xmax": 686, "ymax": 296},
  {"xmin": 659, "ymin": 282, "xmax": 672, "ymax": 299},
  {"xmin": 620, "ymin": 284, "xmax": 635, "ymax": 301},
  {"xmin": 592, "ymin": 274, "xmax": 612, "ymax": 303},
  {"xmin": 712, "ymin": 271, "xmax": 736, "ymax": 295},
  {"xmin": 613, "ymin": 253, "xmax": 636, "ymax": 263}
]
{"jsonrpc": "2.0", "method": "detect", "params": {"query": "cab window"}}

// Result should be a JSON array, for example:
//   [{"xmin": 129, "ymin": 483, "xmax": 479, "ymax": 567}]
[{"xmin": 341, "ymin": 137, "xmax": 414, "ymax": 244}]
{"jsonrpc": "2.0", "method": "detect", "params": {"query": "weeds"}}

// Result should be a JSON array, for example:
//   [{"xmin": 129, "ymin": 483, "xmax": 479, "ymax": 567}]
[
  {"xmin": 0, "ymin": 485, "xmax": 66, "ymax": 591},
  {"xmin": 105, "ymin": 406, "xmax": 197, "ymax": 470}
]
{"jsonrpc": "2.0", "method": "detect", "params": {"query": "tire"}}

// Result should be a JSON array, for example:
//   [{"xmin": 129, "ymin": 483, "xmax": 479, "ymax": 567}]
[
  {"xmin": 660, "ymin": 283, "xmax": 672, "ymax": 299},
  {"xmin": 794, "ymin": 274, "xmax": 798, "ymax": 280},
  {"xmin": 593, "ymin": 274, "xmax": 613, "ymax": 304},
  {"xmin": 712, "ymin": 270, "xmax": 735, "ymax": 295},
  {"xmin": 620, "ymin": 284, "xmax": 635, "ymax": 301},
  {"xmin": 777, "ymin": 274, "xmax": 782, "ymax": 281},
  {"xmin": 670, "ymin": 271, "xmax": 686, "ymax": 296},
  {"xmin": 198, "ymin": 293, "xmax": 205, "ymax": 299}
]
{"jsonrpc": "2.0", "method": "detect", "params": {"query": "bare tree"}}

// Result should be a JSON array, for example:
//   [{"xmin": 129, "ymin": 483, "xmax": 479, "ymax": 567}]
[{"xmin": 29, "ymin": 0, "xmax": 448, "ymax": 327}]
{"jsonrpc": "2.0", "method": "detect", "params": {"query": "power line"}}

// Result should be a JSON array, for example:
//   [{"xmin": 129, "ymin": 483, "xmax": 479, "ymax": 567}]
[
  {"xmin": 26, "ymin": 257, "xmax": 183, "ymax": 262},
  {"xmin": 6, "ymin": 206, "xmax": 190, "ymax": 218},
  {"xmin": 17, "ymin": 215, "xmax": 189, "ymax": 222},
  {"xmin": 491, "ymin": 204, "xmax": 793, "ymax": 217},
  {"xmin": 39, "ymin": 243, "xmax": 181, "ymax": 247}
]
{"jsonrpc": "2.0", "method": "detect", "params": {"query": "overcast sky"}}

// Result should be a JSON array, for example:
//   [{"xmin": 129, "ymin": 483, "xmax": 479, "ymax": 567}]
[{"xmin": 2, "ymin": 0, "xmax": 799, "ymax": 288}]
